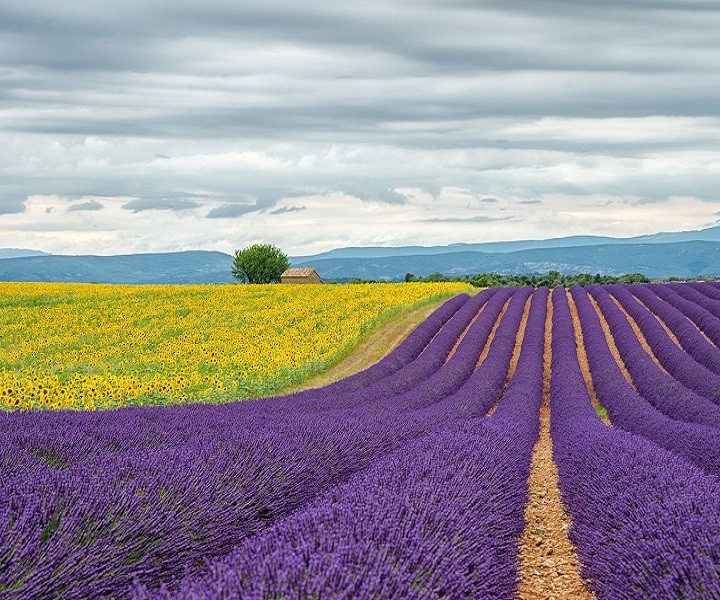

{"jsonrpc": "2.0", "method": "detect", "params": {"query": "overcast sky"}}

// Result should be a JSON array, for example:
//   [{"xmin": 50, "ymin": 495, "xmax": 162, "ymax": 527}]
[{"xmin": 1, "ymin": 0, "xmax": 719, "ymax": 256}]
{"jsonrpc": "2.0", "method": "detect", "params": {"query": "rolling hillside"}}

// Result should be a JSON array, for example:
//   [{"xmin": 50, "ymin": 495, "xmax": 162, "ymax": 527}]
[
  {"xmin": 3, "ymin": 225, "xmax": 720, "ymax": 283},
  {"xmin": 0, "ymin": 251, "xmax": 235, "ymax": 284},
  {"xmin": 292, "ymin": 241, "xmax": 720, "ymax": 281},
  {"xmin": 291, "ymin": 225, "xmax": 720, "ymax": 260}
]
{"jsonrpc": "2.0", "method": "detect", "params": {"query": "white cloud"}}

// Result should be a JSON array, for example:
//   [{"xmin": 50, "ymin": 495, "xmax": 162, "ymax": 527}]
[
  {"xmin": 150, "ymin": 151, "xmax": 288, "ymax": 171},
  {"xmin": 2, "ymin": 185, "xmax": 720, "ymax": 257}
]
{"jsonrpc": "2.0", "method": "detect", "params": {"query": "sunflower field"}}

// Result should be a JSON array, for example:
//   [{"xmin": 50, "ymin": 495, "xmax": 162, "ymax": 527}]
[{"xmin": 0, "ymin": 281, "xmax": 469, "ymax": 411}]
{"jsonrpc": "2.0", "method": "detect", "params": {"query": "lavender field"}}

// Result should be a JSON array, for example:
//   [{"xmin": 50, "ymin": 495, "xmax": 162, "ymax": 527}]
[{"xmin": 3, "ymin": 283, "xmax": 720, "ymax": 598}]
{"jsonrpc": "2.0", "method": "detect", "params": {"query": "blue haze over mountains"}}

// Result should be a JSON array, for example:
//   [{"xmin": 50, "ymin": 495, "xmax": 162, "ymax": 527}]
[{"xmin": 2, "ymin": 226, "xmax": 720, "ymax": 283}]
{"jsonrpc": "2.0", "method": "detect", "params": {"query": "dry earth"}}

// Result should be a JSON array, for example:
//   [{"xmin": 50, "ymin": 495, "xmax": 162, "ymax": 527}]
[
  {"xmin": 567, "ymin": 292, "xmax": 612, "ymax": 426},
  {"xmin": 609, "ymin": 295, "xmax": 668, "ymax": 373},
  {"xmin": 517, "ymin": 294, "xmax": 594, "ymax": 600},
  {"xmin": 631, "ymin": 294, "xmax": 682, "ymax": 346},
  {"xmin": 487, "ymin": 294, "xmax": 531, "ymax": 417},
  {"xmin": 587, "ymin": 294, "xmax": 635, "ymax": 388}
]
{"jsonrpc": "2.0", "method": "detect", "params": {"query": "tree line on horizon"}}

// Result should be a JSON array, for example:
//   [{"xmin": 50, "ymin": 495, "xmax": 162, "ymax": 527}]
[
  {"xmin": 403, "ymin": 270, "xmax": 651, "ymax": 288},
  {"xmin": 230, "ymin": 244, "xmax": 719, "ymax": 288},
  {"xmin": 339, "ymin": 270, "xmax": 651, "ymax": 287}
]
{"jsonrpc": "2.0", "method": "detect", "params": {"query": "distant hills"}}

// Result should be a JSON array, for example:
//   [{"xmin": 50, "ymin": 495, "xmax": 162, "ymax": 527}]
[
  {"xmin": 291, "ymin": 225, "xmax": 720, "ymax": 260},
  {"xmin": 2, "ymin": 225, "xmax": 720, "ymax": 283},
  {"xmin": 0, "ymin": 248, "xmax": 50, "ymax": 259},
  {"xmin": 0, "ymin": 251, "xmax": 235, "ymax": 284},
  {"xmin": 292, "ymin": 240, "xmax": 720, "ymax": 281},
  {"xmin": 290, "ymin": 225, "xmax": 720, "ymax": 281}
]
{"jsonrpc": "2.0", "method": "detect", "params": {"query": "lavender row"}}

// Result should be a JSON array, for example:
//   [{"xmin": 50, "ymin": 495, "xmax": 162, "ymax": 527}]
[
  {"xmin": 690, "ymin": 281, "xmax": 720, "ymax": 304},
  {"xmin": 287, "ymin": 286, "xmax": 522, "ymax": 425},
  {"xmin": 550, "ymin": 287, "xmax": 720, "ymax": 599},
  {"xmin": 673, "ymin": 281, "xmax": 720, "ymax": 323},
  {"xmin": 289, "ymin": 291, "xmax": 471, "ymax": 398},
  {"xmin": 135, "ymin": 430, "xmax": 522, "ymax": 600},
  {"xmin": 132, "ymin": 288, "xmax": 549, "ymax": 599},
  {"xmin": 280, "ymin": 288, "xmax": 495, "ymax": 411},
  {"xmin": 0, "ymin": 289, "xmax": 531, "ymax": 597},
  {"xmin": 586, "ymin": 285, "xmax": 720, "ymax": 429},
  {"xmin": 605, "ymin": 284, "xmax": 720, "ymax": 402},
  {"xmin": 570, "ymin": 286, "xmax": 720, "ymax": 475},
  {"xmin": 237, "ymin": 288, "xmax": 493, "ymax": 415},
  {"xmin": 627, "ymin": 284, "xmax": 720, "ymax": 376},
  {"xmin": 654, "ymin": 283, "xmax": 720, "ymax": 350}
]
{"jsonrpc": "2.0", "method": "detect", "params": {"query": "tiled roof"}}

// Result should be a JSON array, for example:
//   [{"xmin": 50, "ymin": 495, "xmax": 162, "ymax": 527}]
[{"xmin": 281, "ymin": 268, "xmax": 318, "ymax": 277}]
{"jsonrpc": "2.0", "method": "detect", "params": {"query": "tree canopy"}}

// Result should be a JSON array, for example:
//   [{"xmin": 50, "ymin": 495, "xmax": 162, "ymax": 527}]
[
  {"xmin": 232, "ymin": 244, "xmax": 290, "ymax": 284},
  {"xmin": 402, "ymin": 270, "xmax": 650, "ymax": 287}
]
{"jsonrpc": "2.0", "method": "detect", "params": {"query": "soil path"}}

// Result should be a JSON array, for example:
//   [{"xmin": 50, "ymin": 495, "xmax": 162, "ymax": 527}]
[
  {"xmin": 476, "ymin": 296, "xmax": 512, "ymax": 368},
  {"xmin": 487, "ymin": 294, "xmax": 531, "ymax": 417},
  {"xmin": 586, "ymin": 294, "xmax": 635, "ymax": 388},
  {"xmin": 517, "ymin": 294, "xmax": 595, "ymax": 600},
  {"xmin": 630, "ymin": 294, "xmax": 682, "ymax": 347},
  {"xmin": 290, "ymin": 290, "xmax": 595, "ymax": 597},
  {"xmin": 608, "ymin": 295, "xmax": 669, "ymax": 373},
  {"xmin": 445, "ymin": 300, "xmax": 485, "ymax": 362},
  {"xmin": 567, "ymin": 292, "xmax": 612, "ymax": 425}
]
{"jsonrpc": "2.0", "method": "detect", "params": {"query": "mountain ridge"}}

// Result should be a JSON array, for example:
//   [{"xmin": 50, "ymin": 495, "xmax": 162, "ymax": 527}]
[
  {"xmin": 0, "ymin": 248, "xmax": 51, "ymax": 259},
  {"xmin": 290, "ymin": 225, "xmax": 720, "ymax": 261},
  {"xmin": 0, "ymin": 251, "xmax": 235, "ymax": 284},
  {"xmin": 3, "ymin": 224, "xmax": 720, "ymax": 283},
  {"xmin": 291, "ymin": 240, "xmax": 720, "ymax": 281}
]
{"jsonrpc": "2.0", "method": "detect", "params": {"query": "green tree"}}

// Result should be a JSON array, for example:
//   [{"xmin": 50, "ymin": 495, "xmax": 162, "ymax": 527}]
[{"xmin": 232, "ymin": 244, "xmax": 290, "ymax": 284}]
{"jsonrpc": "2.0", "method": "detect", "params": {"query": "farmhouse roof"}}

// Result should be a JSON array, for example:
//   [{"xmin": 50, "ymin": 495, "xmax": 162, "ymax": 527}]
[{"xmin": 282, "ymin": 268, "xmax": 318, "ymax": 277}]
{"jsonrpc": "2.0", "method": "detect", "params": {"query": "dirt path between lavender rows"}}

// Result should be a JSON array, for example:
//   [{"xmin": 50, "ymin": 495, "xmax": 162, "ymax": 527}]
[
  {"xmin": 288, "ymin": 290, "xmax": 594, "ymax": 598},
  {"xmin": 517, "ymin": 294, "xmax": 594, "ymax": 599}
]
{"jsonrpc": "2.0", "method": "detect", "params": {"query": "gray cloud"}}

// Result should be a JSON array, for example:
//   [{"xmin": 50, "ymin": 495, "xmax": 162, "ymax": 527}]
[
  {"xmin": 346, "ymin": 188, "xmax": 409, "ymax": 205},
  {"xmin": 3, "ymin": 1, "xmax": 719, "ymax": 140},
  {"xmin": 0, "ymin": 196, "xmax": 27, "ymax": 215},
  {"xmin": 206, "ymin": 203, "xmax": 261, "ymax": 219},
  {"xmin": 67, "ymin": 200, "xmax": 104, "ymax": 212},
  {"xmin": 419, "ymin": 215, "xmax": 515, "ymax": 223},
  {"xmin": 122, "ymin": 198, "xmax": 200, "ymax": 213},
  {"xmin": 269, "ymin": 205, "xmax": 305, "ymax": 215}
]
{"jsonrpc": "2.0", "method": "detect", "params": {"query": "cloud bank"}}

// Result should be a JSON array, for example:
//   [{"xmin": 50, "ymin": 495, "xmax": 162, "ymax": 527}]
[{"xmin": 1, "ymin": 0, "xmax": 719, "ymax": 254}]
